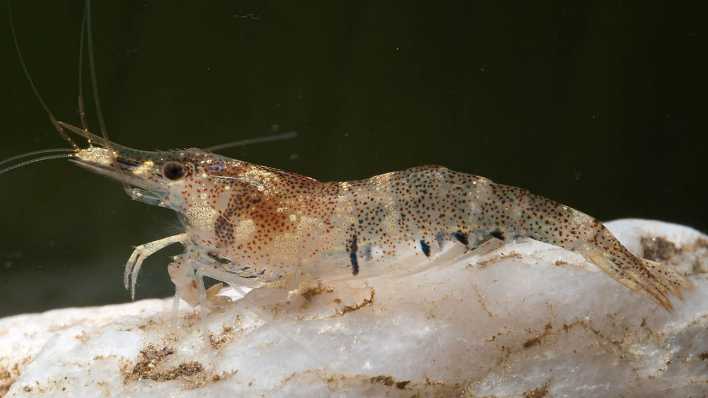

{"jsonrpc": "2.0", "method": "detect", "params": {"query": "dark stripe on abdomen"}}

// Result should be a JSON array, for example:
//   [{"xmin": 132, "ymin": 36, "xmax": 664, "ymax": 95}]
[
  {"xmin": 349, "ymin": 235, "xmax": 359, "ymax": 275},
  {"xmin": 420, "ymin": 240, "xmax": 431, "ymax": 257}
]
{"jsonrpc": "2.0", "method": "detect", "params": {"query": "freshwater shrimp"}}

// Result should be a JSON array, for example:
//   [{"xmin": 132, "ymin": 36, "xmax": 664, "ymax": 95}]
[
  {"xmin": 5, "ymin": 3, "xmax": 690, "ymax": 313},
  {"xmin": 45, "ymin": 123, "xmax": 686, "ymax": 311}
]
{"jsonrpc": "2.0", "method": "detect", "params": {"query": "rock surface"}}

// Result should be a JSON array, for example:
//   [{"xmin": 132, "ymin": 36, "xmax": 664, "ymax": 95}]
[{"xmin": 0, "ymin": 219, "xmax": 706, "ymax": 398}]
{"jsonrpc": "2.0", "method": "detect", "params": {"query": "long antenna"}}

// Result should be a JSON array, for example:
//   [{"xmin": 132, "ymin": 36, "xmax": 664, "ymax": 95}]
[
  {"xmin": 7, "ymin": 0, "xmax": 78, "ymax": 149},
  {"xmin": 77, "ymin": 2, "xmax": 89, "ymax": 133},
  {"xmin": 86, "ymin": 0, "xmax": 109, "ymax": 140},
  {"xmin": 204, "ymin": 131, "xmax": 298, "ymax": 152},
  {"xmin": 0, "ymin": 148, "xmax": 73, "ymax": 168},
  {"xmin": 0, "ymin": 154, "xmax": 72, "ymax": 177}
]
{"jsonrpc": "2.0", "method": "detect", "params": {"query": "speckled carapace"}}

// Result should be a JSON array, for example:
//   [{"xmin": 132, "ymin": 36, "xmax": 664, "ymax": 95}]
[{"xmin": 58, "ymin": 123, "xmax": 691, "ymax": 312}]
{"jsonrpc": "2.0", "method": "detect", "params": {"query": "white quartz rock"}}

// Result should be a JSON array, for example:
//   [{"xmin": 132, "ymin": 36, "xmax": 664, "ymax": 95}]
[{"xmin": 0, "ymin": 219, "xmax": 706, "ymax": 398}]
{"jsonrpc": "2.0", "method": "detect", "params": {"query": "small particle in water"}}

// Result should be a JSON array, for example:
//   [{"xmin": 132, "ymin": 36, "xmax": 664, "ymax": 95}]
[
  {"xmin": 574, "ymin": 170, "xmax": 582, "ymax": 181},
  {"xmin": 233, "ymin": 13, "xmax": 260, "ymax": 21}
]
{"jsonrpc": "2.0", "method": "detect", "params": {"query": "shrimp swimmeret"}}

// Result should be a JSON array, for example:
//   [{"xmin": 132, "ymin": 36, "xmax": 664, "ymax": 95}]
[{"xmin": 40, "ymin": 124, "xmax": 685, "ymax": 312}]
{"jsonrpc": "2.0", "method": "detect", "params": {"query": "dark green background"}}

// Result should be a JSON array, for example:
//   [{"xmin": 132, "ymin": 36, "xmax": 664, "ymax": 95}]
[{"xmin": 0, "ymin": 1, "xmax": 704, "ymax": 317}]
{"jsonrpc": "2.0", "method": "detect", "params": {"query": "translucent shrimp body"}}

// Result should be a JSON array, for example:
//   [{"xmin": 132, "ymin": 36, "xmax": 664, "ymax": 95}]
[{"xmin": 69, "ymin": 130, "xmax": 690, "ymax": 311}]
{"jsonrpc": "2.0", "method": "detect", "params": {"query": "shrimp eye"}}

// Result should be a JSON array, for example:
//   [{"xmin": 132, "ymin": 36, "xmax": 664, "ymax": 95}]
[{"xmin": 162, "ymin": 161, "xmax": 185, "ymax": 180}]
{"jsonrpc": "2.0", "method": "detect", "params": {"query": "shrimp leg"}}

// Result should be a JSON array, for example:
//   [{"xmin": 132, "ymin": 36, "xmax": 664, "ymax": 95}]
[
  {"xmin": 167, "ymin": 256, "xmax": 199, "ymax": 307},
  {"xmin": 125, "ymin": 233, "xmax": 187, "ymax": 300}
]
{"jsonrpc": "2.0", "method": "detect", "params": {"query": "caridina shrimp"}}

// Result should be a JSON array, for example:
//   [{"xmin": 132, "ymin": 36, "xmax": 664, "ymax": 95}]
[{"xmin": 3, "ymin": 1, "xmax": 691, "ymax": 314}]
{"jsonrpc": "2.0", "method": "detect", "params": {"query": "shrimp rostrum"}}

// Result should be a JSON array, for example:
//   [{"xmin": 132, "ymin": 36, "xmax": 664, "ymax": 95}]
[{"xmin": 54, "ymin": 123, "xmax": 691, "ymax": 312}]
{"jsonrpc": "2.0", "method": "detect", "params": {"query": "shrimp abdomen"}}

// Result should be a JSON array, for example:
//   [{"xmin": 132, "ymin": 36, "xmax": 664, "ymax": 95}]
[{"xmin": 485, "ymin": 182, "xmax": 691, "ymax": 310}]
